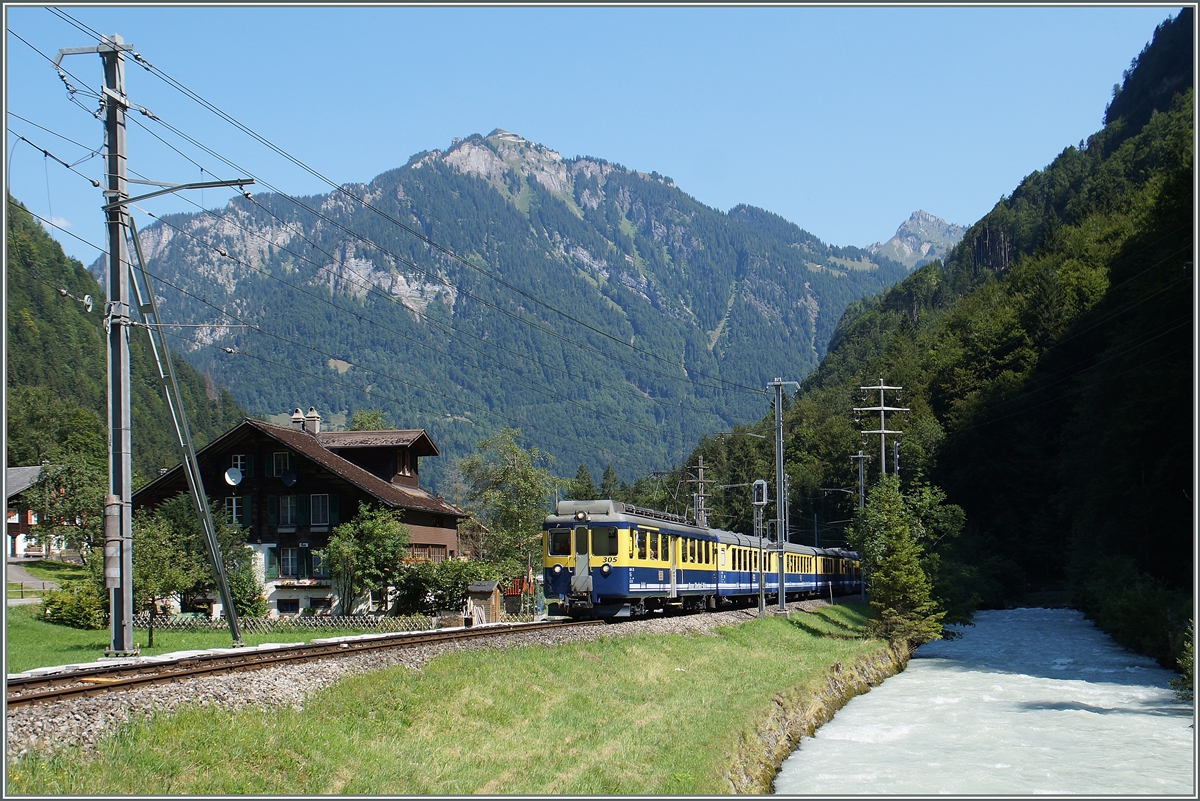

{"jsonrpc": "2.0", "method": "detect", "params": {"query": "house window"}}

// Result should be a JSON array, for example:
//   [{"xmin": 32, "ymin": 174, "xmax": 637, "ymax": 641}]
[
  {"xmin": 279, "ymin": 547, "xmax": 299, "ymax": 577},
  {"xmin": 311, "ymin": 494, "xmax": 329, "ymax": 526},
  {"xmin": 224, "ymin": 497, "xmax": 243, "ymax": 526},
  {"xmin": 279, "ymin": 496, "xmax": 297, "ymax": 526},
  {"xmin": 273, "ymin": 452, "xmax": 291, "ymax": 477},
  {"xmin": 277, "ymin": 598, "xmax": 299, "ymax": 614},
  {"xmin": 232, "ymin": 454, "xmax": 247, "ymax": 472},
  {"xmin": 311, "ymin": 551, "xmax": 328, "ymax": 578}
]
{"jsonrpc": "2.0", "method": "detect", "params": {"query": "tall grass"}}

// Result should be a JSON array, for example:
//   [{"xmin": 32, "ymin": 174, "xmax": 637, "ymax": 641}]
[{"xmin": 8, "ymin": 604, "xmax": 886, "ymax": 795}]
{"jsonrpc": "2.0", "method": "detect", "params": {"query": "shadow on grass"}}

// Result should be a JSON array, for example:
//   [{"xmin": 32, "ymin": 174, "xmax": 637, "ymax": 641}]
[{"xmin": 787, "ymin": 609, "xmax": 870, "ymax": 640}]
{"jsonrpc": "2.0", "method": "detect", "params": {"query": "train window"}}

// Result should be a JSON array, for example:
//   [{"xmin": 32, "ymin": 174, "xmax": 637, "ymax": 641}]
[
  {"xmin": 593, "ymin": 526, "xmax": 619, "ymax": 557},
  {"xmin": 648, "ymin": 534, "xmax": 659, "ymax": 561},
  {"xmin": 548, "ymin": 529, "xmax": 571, "ymax": 556},
  {"xmin": 688, "ymin": 539, "xmax": 696, "ymax": 563},
  {"xmin": 637, "ymin": 531, "xmax": 648, "ymax": 560}
]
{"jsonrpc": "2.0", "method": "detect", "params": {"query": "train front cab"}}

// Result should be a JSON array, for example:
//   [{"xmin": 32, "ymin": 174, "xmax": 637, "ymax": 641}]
[{"xmin": 544, "ymin": 507, "xmax": 644, "ymax": 617}]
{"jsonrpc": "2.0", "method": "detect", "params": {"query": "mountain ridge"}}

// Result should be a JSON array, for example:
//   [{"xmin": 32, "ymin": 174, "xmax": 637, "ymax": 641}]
[{"xmin": 92, "ymin": 131, "xmax": 912, "ymax": 489}]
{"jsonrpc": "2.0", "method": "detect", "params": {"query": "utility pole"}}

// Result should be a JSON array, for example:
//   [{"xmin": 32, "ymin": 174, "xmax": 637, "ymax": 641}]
[
  {"xmin": 855, "ymin": 379, "xmax": 908, "ymax": 478},
  {"xmin": 769, "ymin": 378, "xmax": 799, "ymax": 612},
  {"xmin": 57, "ymin": 35, "xmax": 252, "ymax": 652},
  {"xmin": 693, "ymin": 455, "xmax": 708, "ymax": 528},
  {"xmin": 851, "ymin": 450, "xmax": 868, "ymax": 510},
  {"xmin": 65, "ymin": 33, "xmax": 138, "ymax": 656},
  {"xmin": 752, "ymin": 479, "xmax": 768, "ymax": 617}
]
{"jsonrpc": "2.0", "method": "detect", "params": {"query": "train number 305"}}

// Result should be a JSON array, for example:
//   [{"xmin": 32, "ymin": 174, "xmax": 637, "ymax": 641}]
[{"xmin": 602, "ymin": 556, "xmax": 617, "ymax": 563}]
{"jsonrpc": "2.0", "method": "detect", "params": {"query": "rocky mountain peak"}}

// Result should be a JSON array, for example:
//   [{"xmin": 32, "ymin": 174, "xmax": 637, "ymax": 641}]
[{"xmin": 868, "ymin": 210, "xmax": 966, "ymax": 270}]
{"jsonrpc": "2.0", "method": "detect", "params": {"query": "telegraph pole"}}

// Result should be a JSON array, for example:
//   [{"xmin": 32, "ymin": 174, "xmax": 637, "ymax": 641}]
[
  {"xmin": 58, "ymin": 35, "xmax": 251, "ymax": 652},
  {"xmin": 769, "ymin": 378, "xmax": 799, "ymax": 612},
  {"xmin": 851, "ymin": 450, "xmax": 868, "ymax": 509},
  {"xmin": 693, "ymin": 455, "xmax": 708, "ymax": 528},
  {"xmin": 855, "ymin": 379, "xmax": 908, "ymax": 478},
  {"xmin": 752, "ymin": 479, "xmax": 768, "ymax": 618},
  {"xmin": 60, "ymin": 33, "xmax": 139, "ymax": 656}
]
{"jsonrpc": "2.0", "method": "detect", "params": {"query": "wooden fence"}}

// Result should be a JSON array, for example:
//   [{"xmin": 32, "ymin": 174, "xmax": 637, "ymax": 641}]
[{"xmin": 110, "ymin": 611, "xmax": 539, "ymax": 634}]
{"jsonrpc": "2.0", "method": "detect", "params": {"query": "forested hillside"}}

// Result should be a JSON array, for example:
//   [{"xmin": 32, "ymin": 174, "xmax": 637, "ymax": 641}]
[
  {"xmin": 6, "ymin": 197, "xmax": 247, "ymax": 481},
  {"xmin": 658, "ymin": 8, "xmax": 1193, "ymax": 666},
  {"xmin": 102, "ymin": 133, "xmax": 910, "ymax": 488}
]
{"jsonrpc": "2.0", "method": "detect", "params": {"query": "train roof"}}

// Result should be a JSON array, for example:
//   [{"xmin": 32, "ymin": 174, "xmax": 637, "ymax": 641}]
[{"xmin": 545, "ymin": 500, "xmax": 859, "ymax": 560}]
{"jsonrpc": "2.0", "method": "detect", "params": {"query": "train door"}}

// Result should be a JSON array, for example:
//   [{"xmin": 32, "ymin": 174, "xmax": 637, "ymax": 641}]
[
  {"xmin": 570, "ymin": 525, "xmax": 592, "ymax": 594},
  {"xmin": 668, "ymin": 535, "xmax": 678, "ymax": 598}
]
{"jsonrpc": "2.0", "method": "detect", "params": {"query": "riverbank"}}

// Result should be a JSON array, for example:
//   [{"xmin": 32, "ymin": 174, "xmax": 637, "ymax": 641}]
[
  {"xmin": 727, "ymin": 640, "xmax": 910, "ymax": 793},
  {"xmin": 7, "ymin": 601, "xmax": 895, "ymax": 794}
]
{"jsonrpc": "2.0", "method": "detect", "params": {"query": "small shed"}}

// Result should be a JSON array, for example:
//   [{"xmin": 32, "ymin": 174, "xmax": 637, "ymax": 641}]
[{"xmin": 466, "ymin": 580, "xmax": 502, "ymax": 624}]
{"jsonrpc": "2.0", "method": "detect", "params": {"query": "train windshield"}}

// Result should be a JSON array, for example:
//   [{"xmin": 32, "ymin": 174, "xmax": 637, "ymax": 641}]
[
  {"xmin": 593, "ymin": 526, "xmax": 619, "ymax": 556},
  {"xmin": 548, "ymin": 529, "xmax": 571, "ymax": 556}
]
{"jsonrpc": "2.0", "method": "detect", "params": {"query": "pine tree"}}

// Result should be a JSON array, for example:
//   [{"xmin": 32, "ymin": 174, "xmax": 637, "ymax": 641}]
[
  {"xmin": 849, "ymin": 475, "xmax": 945, "ymax": 648},
  {"xmin": 599, "ymin": 464, "xmax": 621, "ymax": 500},
  {"xmin": 568, "ymin": 464, "xmax": 597, "ymax": 500}
]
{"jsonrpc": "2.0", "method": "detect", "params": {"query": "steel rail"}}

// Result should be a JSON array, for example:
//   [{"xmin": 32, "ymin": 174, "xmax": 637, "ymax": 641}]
[{"xmin": 6, "ymin": 619, "xmax": 601, "ymax": 708}]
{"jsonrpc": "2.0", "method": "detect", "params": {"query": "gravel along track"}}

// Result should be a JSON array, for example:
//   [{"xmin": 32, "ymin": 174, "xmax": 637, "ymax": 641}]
[{"xmin": 6, "ymin": 600, "xmax": 836, "ymax": 763}]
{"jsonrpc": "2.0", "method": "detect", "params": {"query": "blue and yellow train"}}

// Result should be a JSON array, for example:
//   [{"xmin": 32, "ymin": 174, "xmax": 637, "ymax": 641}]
[{"xmin": 543, "ymin": 499, "xmax": 862, "ymax": 617}]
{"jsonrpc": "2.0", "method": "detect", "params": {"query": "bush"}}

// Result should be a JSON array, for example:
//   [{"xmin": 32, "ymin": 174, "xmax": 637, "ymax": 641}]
[
  {"xmin": 392, "ymin": 560, "xmax": 502, "ymax": 616},
  {"xmin": 226, "ymin": 556, "xmax": 268, "ymax": 618},
  {"xmin": 40, "ymin": 580, "xmax": 105, "ymax": 629}
]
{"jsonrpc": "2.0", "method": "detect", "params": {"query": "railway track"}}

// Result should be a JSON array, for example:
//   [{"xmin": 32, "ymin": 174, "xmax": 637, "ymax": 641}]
[{"xmin": 6, "ymin": 619, "xmax": 602, "ymax": 708}]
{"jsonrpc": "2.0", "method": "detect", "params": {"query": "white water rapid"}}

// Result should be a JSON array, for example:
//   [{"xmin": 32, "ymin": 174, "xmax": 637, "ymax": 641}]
[{"xmin": 773, "ymin": 607, "xmax": 1194, "ymax": 795}]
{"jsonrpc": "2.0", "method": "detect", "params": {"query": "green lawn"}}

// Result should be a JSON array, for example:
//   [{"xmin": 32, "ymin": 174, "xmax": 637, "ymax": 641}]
[
  {"xmin": 4, "ymin": 604, "xmax": 414, "ymax": 675},
  {"xmin": 7, "ymin": 604, "xmax": 889, "ymax": 795},
  {"xmin": 18, "ymin": 559, "xmax": 91, "ymax": 584}
]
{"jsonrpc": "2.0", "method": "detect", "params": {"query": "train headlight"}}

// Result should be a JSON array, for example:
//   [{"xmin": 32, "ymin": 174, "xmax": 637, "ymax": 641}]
[
  {"xmin": 600, "ymin": 563, "xmax": 612, "ymax": 576},
  {"xmin": 553, "ymin": 564, "xmax": 563, "ymax": 574}
]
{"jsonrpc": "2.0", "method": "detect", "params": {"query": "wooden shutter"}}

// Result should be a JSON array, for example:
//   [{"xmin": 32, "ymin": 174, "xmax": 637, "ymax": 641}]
[
  {"xmin": 267, "ymin": 495, "xmax": 278, "ymax": 526},
  {"xmin": 298, "ymin": 495, "xmax": 310, "ymax": 526},
  {"xmin": 299, "ymin": 547, "xmax": 310, "ymax": 579},
  {"xmin": 329, "ymin": 494, "xmax": 339, "ymax": 525},
  {"xmin": 245, "ymin": 454, "xmax": 254, "ymax": 479},
  {"xmin": 240, "ymin": 497, "xmax": 252, "ymax": 527},
  {"xmin": 265, "ymin": 547, "xmax": 279, "ymax": 579}
]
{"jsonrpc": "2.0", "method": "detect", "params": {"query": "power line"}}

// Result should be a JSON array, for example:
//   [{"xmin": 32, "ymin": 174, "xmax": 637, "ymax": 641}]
[
  {"xmin": 118, "ymin": 144, "xmax": 734, "ymax": 419},
  {"xmin": 125, "ymin": 200, "xmax": 670, "ymax": 437},
  {"xmin": 137, "ymin": 110, "xmax": 748, "ymax": 395},
  {"xmin": 44, "ymin": 8, "xmax": 767, "ymax": 395},
  {"xmin": 8, "ymin": 200, "xmax": 654, "ymax": 474}
]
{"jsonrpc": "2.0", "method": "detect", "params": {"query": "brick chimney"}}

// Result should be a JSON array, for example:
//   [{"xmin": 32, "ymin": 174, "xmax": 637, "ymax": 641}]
[
  {"xmin": 290, "ymin": 408, "xmax": 304, "ymax": 430},
  {"xmin": 305, "ymin": 406, "xmax": 322, "ymax": 434}
]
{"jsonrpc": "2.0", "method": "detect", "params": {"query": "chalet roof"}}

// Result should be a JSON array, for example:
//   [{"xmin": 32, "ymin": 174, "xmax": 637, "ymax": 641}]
[
  {"xmin": 317, "ymin": 429, "xmax": 439, "ymax": 456},
  {"xmin": 135, "ymin": 418, "xmax": 463, "ymax": 518},
  {"xmin": 6, "ymin": 466, "xmax": 43, "ymax": 500}
]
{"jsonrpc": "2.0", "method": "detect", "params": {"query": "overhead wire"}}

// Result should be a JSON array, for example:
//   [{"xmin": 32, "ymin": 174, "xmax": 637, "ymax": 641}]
[
  {"xmin": 122, "ymin": 199, "xmax": 668, "ymax": 437},
  {"xmin": 115, "ymin": 127, "xmax": 735, "ymax": 420},
  {"xmin": 9, "ymin": 199, "xmax": 647, "ymax": 474},
  {"xmin": 133, "ymin": 110, "xmax": 746, "ymax": 396},
  {"xmin": 44, "ymin": 8, "xmax": 765, "ymax": 395}
]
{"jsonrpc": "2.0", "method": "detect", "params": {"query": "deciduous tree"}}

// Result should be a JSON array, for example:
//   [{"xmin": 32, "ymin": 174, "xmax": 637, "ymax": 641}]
[{"xmin": 455, "ymin": 428, "xmax": 554, "ymax": 577}]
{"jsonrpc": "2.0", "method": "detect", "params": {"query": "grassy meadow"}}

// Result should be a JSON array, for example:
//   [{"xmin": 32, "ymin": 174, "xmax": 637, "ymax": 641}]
[{"xmin": 7, "ymin": 604, "xmax": 887, "ymax": 795}]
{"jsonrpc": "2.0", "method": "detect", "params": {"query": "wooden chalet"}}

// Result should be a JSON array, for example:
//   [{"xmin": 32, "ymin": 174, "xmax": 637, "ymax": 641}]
[{"xmin": 132, "ymin": 407, "xmax": 465, "ymax": 616}]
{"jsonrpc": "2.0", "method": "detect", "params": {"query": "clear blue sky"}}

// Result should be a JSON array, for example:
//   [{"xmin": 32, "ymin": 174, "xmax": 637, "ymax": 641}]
[{"xmin": 5, "ymin": 5, "xmax": 1177, "ymax": 267}]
